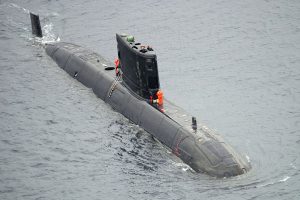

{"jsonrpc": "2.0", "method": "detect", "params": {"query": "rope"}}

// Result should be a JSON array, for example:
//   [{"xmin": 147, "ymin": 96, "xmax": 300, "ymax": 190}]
[{"xmin": 108, "ymin": 75, "xmax": 121, "ymax": 98}]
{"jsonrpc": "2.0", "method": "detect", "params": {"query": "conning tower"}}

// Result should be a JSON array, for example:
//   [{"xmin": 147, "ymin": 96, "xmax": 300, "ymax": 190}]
[{"xmin": 116, "ymin": 34, "xmax": 160, "ymax": 101}]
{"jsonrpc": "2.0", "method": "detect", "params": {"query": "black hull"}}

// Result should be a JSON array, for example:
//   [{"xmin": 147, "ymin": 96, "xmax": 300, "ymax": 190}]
[{"xmin": 45, "ymin": 42, "xmax": 251, "ymax": 177}]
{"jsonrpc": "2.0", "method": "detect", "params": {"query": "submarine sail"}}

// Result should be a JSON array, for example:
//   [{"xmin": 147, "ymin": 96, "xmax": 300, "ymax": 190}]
[{"xmin": 116, "ymin": 34, "xmax": 160, "ymax": 100}]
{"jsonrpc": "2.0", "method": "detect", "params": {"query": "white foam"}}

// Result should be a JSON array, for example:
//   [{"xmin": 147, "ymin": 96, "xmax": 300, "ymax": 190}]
[
  {"xmin": 246, "ymin": 155, "xmax": 251, "ymax": 163},
  {"xmin": 10, "ymin": 3, "xmax": 29, "ymax": 14},
  {"xmin": 257, "ymin": 176, "xmax": 290, "ymax": 188},
  {"xmin": 40, "ymin": 23, "xmax": 60, "ymax": 44},
  {"xmin": 173, "ymin": 162, "xmax": 193, "ymax": 172},
  {"xmin": 279, "ymin": 176, "xmax": 290, "ymax": 182}
]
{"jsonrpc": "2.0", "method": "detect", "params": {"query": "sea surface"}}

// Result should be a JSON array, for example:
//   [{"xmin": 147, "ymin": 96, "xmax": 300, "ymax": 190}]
[{"xmin": 0, "ymin": 0, "xmax": 299, "ymax": 199}]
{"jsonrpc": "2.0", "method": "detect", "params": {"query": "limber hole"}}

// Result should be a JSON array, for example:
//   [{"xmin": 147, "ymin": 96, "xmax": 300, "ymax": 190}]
[{"xmin": 105, "ymin": 67, "xmax": 115, "ymax": 71}]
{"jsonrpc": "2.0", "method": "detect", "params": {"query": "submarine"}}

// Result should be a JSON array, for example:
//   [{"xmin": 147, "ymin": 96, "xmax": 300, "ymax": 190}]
[{"xmin": 30, "ymin": 13, "xmax": 251, "ymax": 177}]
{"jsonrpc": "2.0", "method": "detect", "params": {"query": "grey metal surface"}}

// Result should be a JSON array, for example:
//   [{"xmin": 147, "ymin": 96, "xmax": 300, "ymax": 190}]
[{"xmin": 45, "ymin": 42, "xmax": 251, "ymax": 177}]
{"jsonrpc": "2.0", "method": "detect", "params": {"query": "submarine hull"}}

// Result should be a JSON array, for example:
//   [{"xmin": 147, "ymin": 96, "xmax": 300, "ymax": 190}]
[{"xmin": 45, "ymin": 42, "xmax": 251, "ymax": 177}]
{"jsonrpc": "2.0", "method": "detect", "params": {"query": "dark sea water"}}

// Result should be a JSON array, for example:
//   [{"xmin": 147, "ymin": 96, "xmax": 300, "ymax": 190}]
[{"xmin": 0, "ymin": 0, "xmax": 299, "ymax": 199}]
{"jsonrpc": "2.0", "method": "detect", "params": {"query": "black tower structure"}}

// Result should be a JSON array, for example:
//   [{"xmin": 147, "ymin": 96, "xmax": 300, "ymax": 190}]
[
  {"xmin": 30, "ymin": 13, "xmax": 42, "ymax": 37},
  {"xmin": 116, "ymin": 34, "xmax": 160, "ymax": 99}
]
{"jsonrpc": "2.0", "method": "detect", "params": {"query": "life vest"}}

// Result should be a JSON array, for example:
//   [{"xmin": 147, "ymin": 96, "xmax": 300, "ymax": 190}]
[
  {"xmin": 156, "ymin": 90, "xmax": 163, "ymax": 106},
  {"xmin": 114, "ymin": 58, "xmax": 120, "ymax": 76}
]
